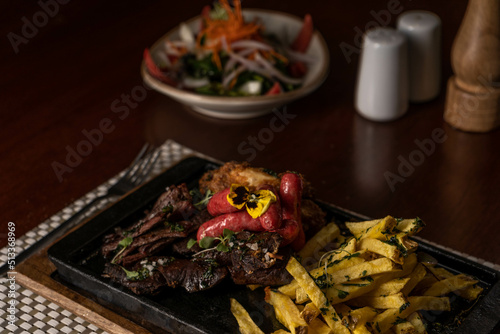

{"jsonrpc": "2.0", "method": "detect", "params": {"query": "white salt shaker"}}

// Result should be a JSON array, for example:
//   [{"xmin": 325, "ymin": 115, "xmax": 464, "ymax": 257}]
[
  {"xmin": 355, "ymin": 27, "xmax": 409, "ymax": 122},
  {"xmin": 397, "ymin": 11, "xmax": 441, "ymax": 102}
]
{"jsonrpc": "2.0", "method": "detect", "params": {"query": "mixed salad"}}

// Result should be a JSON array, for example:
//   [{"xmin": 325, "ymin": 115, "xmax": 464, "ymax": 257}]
[{"xmin": 143, "ymin": 0, "xmax": 314, "ymax": 96}]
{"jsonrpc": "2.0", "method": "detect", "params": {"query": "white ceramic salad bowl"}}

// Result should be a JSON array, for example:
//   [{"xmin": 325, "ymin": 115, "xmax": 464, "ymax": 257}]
[{"xmin": 141, "ymin": 9, "xmax": 330, "ymax": 120}]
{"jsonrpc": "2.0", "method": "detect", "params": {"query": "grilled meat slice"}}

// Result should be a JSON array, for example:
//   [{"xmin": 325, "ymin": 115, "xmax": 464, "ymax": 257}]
[
  {"xmin": 104, "ymin": 256, "xmax": 228, "ymax": 294},
  {"xmin": 111, "ymin": 223, "xmax": 192, "ymax": 265},
  {"xmin": 156, "ymin": 258, "xmax": 228, "ymax": 293},
  {"xmin": 102, "ymin": 184, "xmax": 197, "ymax": 258},
  {"xmin": 229, "ymin": 248, "xmax": 293, "ymax": 286},
  {"xmin": 103, "ymin": 262, "xmax": 167, "ymax": 295},
  {"xmin": 229, "ymin": 231, "xmax": 283, "ymax": 272}
]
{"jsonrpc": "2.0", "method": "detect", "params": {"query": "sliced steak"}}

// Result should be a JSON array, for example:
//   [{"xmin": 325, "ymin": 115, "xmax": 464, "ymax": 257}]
[
  {"xmin": 229, "ymin": 253, "xmax": 293, "ymax": 286},
  {"xmin": 103, "ymin": 262, "xmax": 167, "ymax": 295},
  {"xmin": 156, "ymin": 258, "xmax": 228, "ymax": 293}
]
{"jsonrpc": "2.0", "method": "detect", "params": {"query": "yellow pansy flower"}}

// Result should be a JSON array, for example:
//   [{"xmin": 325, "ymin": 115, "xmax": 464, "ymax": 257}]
[{"xmin": 227, "ymin": 184, "xmax": 276, "ymax": 218}]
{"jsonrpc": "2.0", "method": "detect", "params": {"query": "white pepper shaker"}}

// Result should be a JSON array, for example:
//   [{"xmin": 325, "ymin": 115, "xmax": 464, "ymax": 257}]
[
  {"xmin": 397, "ymin": 11, "xmax": 441, "ymax": 103},
  {"xmin": 354, "ymin": 27, "xmax": 409, "ymax": 122}
]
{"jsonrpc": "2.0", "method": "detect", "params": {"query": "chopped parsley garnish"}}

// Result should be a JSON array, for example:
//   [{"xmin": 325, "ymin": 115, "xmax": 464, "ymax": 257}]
[
  {"xmin": 399, "ymin": 302, "xmax": 410, "ymax": 313},
  {"xmin": 337, "ymin": 289, "xmax": 349, "ymax": 299},
  {"xmin": 164, "ymin": 221, "xmax": 185, "ymax": 232}
]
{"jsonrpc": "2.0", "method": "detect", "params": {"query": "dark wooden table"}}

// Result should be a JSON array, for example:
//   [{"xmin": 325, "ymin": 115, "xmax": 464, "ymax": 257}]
[{"xmin": 2, "ymin": 0, "xmax": 499, "ymax": 277}]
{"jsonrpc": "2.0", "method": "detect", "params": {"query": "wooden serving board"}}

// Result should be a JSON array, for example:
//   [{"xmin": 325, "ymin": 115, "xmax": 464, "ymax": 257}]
[{"xmin": 16, "ymin": 244, "xmax": 154, "ymax": 334}]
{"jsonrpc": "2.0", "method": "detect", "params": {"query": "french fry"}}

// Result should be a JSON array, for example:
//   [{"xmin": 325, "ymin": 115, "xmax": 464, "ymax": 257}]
[
  {"xmin": 247, "ymin": 284, "xmax": 261, "ymax": 291},
  {"xmin": 300, "ymin": 302, "xmax": 321, "ymax": 324},
  {"xmin": 425, "ymin": 265, "xmax": 483, "ymax": 300},
  {"xmin": 295, "ymin": 284, "xmax": 310, "ymax": 304},
  {"xmin": 299, "ymin": 222, "xmax": 340, "ymax": 265},
  {"xmin": 272, "ymin": 330, "xmax": 291, "ymax": 334},
  {"xmin": 265, "ymin": 287, "xmax": 308, "ymax": 334},
  {"xmin": 308, "ymin": 317, "xmax": 335, "ymax": 334},
  {"xmin": 230, "ymin": 298, "xmax": 265, "ymax": 334},
  {"xmin": 407, "ymin": 312, "xmax": 427, "ymax": 333},
  {"xmin": 395, "ymin": 218, "xmax": 425, "ymax": 237},
  {"xmin": 355, "ymin": 216, "xmax": 398, "ymax": 240},
  {"xmin": 392, "ymin": 253, "xmax": 418, "ymax": 279},
  {"xmin": 279, "ymin": 281, "xmax": 300, "ymax": 298},
  {"xmin": 348, "ymin": 292, "xmax": 408, "ymax": 309},
  {"xmin": 357, "ymin": 238, "xmax": 405, "ymax": 264},
  {"xmin": 393, "ymin": 320, "xmax": 417, "ymax": 334},
  {"xmin": 284, "ymin": 248, "xmax": 367, "ymax": 301},
  {"xmin": 367, "ymin": 277, "xmax": 410, "ymax": 297},
  {"xmin": 334, "ymin": 303, "xmax": 352, "ymax": 318},
  {"xmin": 401, "ymin": 264, "xmax": 427, "ymax": 296},
  {"xmin": 327, "ymin": 277, "xmax": 380, "ymax": 304},
  {"xmin": 423, "ymin": 273, "xmax": 479, "ymax": 296},
  {"xmin": 327, "ymin": 257, "xmax": 400, "ymax": 284},
  {"xmin": 348, "ymin": 306, "xmax": 377, "ymax": 334},
  {"xmin": 345, "ymin": 219, "xmax": 382, "ymax": 237},
  {"xmin": 286, "ymin": 256, "xmax": 350, "ymax": 334},
  {"xmin": 371, "ymin": 296, "xmax": 450, "ymax": 334}
]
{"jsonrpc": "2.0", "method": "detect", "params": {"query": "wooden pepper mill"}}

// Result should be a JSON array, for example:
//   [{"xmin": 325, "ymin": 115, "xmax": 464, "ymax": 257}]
[{"xmin": 444, "ymin": 0, "xmax": 500, "ymax": 132}]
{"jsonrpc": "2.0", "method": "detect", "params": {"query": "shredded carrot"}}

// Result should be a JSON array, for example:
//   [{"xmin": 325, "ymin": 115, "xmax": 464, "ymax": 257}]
[
  {"xmin": 196, "ymin": 0, "xmax": 261, "ymax": 69},
  {"xmin": 269, "ymin": 49, "xmax": 289, "ymax": 65}
]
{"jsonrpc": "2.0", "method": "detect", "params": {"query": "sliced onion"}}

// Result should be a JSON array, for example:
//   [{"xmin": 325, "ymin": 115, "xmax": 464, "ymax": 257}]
[
  {"xmin": 222, "ymin": 64, "xmax": 246, "ymax": 87},
  {"xmin": 224, "ymin": 48, "xmax": 254, "ymax": 72},
  {"xmin": 156, "ymin": 51, "xmax": 172, "ymax": 68},
  {"xmin": 179, "ymin": 23, "xmax": 195, "ymax": 45},
  {"xmin": 230, "ymin": 40, "xmax": 273, "ymax": 51},
  {"xmin": 227, "ymin": 50, "xmax": 262, "ymax": 73},
  {"xmin": 285, "ymin": 48, "xmax": 316, "ymax": 63},
  {"xmin": 255, "ymin": 53, "xmax": 303, "ymax": 85}
]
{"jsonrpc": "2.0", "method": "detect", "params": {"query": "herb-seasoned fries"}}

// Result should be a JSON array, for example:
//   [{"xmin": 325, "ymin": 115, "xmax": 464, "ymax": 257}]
[
  {"xmin": 232, "ymin": 216, "xmax": 483, "ymax": 333},
  {"xmin": 230, "ymin": 298, "xmax": 265, "ymax": 334}
]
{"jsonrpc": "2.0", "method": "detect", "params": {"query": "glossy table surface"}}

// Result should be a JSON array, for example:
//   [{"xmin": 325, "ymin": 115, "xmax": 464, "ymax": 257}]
[{"xmin": 2, "ymin": 0, "xmax": 499, "ymax": 272}]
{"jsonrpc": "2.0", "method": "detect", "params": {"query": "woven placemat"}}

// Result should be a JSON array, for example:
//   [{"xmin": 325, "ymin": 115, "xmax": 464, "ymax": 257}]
[{"xmin": 1, "ymin": 140, "xmax": 499, "ymax": 334}]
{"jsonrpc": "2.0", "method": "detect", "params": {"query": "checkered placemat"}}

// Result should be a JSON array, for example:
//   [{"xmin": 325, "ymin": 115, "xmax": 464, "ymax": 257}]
[{"xmin": 0, "ymin": 140, "xmax": 203, "ymax": 334}]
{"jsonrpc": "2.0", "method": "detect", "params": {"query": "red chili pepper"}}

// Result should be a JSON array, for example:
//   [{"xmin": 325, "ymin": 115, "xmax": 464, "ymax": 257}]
[
  {"xmin": 279, "ymin": 173, "xmax": 305, "ymax": 250},
  {"xmin": 207, "ymin": 188, "xmax": 241, "ymax": 217},
  {"xmin": 197, "ymin": 211, "xmax": 264, "ymax": 241},
  {"xmin": 258, "ymin": 185, "xmax": 282, "ymax": 230}
]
